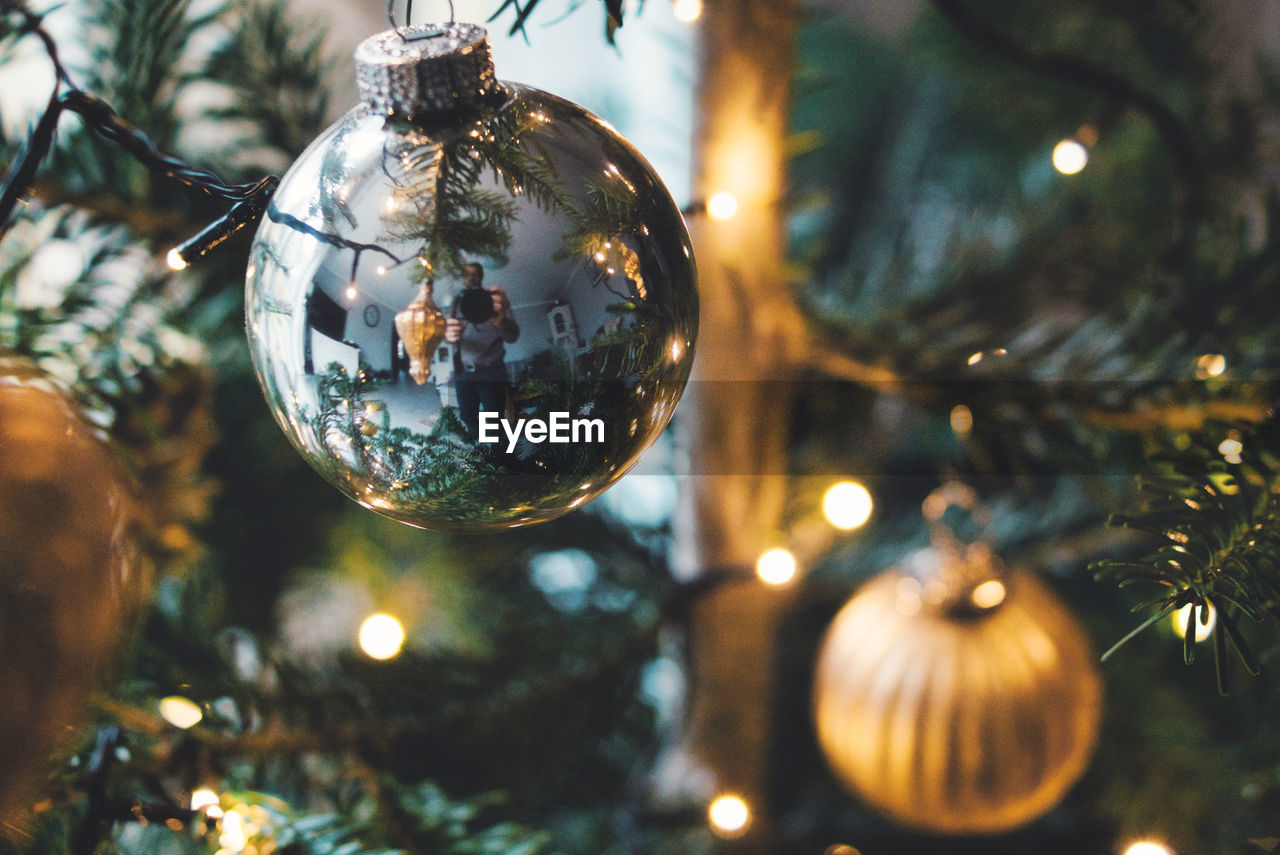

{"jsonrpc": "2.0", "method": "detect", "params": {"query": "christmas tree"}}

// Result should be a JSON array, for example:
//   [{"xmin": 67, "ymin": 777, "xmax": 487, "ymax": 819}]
[{"xmin": 1, "ymin": 0, "xmax": 1278, "ymax": 853}]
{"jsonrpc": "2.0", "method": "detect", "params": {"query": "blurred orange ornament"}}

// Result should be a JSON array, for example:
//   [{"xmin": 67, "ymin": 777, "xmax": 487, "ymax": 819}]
[{"xmin": 0, "ymin": 357, "xmax": 143, "ymax": 829}]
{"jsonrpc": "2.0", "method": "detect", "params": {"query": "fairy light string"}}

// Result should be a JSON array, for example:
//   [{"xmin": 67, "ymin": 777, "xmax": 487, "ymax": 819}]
[{"xmin": 0, "ymin": 0, "xmax": 279, "ymax": 261}]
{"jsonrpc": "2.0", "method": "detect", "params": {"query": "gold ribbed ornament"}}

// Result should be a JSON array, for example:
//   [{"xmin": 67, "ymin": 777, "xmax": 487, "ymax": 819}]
[
  {"xmin": 813, "ymin": 523, "xmax": 1102, "ymax": 834},
  {"xmin": 394, "ymin": 282, "xmax": 445, "ymax": 385}
]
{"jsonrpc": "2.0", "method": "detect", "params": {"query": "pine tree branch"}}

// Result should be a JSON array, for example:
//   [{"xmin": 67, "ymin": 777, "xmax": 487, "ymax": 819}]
[
  {"xmin": 805, "ymin": 343, "xmax": 903, "ymax": 387},
  {"xmin": 926, "ymin": 0, "xmax": 1205, "ymax": 274},
  {"xmin": 1082, "ymin": 400, "xmax": 1271, "ymax": 432},
  {"xmin": 1093, "ymin": 416, "xmax": 1280, "ymax": 690}
]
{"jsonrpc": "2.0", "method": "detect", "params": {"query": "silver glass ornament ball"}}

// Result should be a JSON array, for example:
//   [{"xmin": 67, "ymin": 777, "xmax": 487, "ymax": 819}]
[{"xmin": 245, "ymin": 24, "xmax": 698, "ymax": 531}]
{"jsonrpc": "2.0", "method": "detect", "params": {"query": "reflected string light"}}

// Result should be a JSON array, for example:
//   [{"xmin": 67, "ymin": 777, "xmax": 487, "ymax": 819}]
[
  {"xmin": 950, "ymin": 404, "xmax": 973, "ymax": 437},
  {"xmin": 971, "ymin": 579, "xmax": 1007, "ymax": 610},
  {"xmin": 966, "ymin": 348, "xmax": 1007, "ymax": 366},
  {"xmin": 1195, "ymin": 353, "xmax": 1226, "ymax": 379},
  {"xmin": 165, "ymin": 247, "xmax": 188, "ymax": 271},
  {"xmin": 672, "ymin": 0, "xmax": 702, "ymax": 21},
  {"xmin": 1123, "ymin": 842, "xmax": 1174, "ymax": 855},
  {"xmin": 358, "ymin": 612, "xmax": 406, "ymax": 660},
  {"xmin": 158, "ymin": 696, "xmax": 203, "ymax": 729},
  {"xmin": 756, "ymin": 548, "xmax": 797, "ymax": 586},
  {"xmin": 1052, "ymin": 139, "xmax": 1089, "ymax": 174},
  {"xmin": 1219, "ymin": 437, "xmax": 1244, "ymax": 464},
  {"xmin": 1172, "ymin": 602, "xmax": 1215, "ymax": 642},
  {"xmin": 190, "ymin": 788, "xmax": 220, "ymax": 812},
  {"xmin": 706, "ymin": 192, "xmax": 738, "ymax": 221},
  {"xmin": 219, "ymin": 808, "xmax": 248, "ymax": 852},
  {"xmin": 822, "ymin": 481, "xmax": 873, "ymax": 530},
  {"xmin": 344, "ymin": 283, "xmax": 358, "ymax": 300},
  {"xmin": 708, "ymin": 794, "xmax": 750, "ymax": 836}
]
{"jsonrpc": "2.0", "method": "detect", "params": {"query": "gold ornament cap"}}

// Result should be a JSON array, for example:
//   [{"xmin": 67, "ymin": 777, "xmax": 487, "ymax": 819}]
[
  {"xmin": 355, "ymin": 23, "xmax": 500, "ymax": 119},
  {"xmin": 909, "ymin": 481, "xmax": 1009, "ymax": 618}
]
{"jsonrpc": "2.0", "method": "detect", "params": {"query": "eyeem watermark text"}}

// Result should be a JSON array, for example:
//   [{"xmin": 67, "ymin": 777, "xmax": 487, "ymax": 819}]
[{"xmin": 478, "ymin": 411, "xmax": 604, "ymax": 452}]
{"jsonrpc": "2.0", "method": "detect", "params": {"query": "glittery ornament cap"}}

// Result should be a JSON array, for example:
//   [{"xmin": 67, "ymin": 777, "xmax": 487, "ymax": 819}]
[{"xmin": 355, "ymin": 23, "xmax": 499, "ymax": 118}]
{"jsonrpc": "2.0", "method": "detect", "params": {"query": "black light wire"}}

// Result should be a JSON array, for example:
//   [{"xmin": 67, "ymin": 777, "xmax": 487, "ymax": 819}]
[{"xmin": 0, "ymin": 0, "xmax": 279, "ymax": 265}]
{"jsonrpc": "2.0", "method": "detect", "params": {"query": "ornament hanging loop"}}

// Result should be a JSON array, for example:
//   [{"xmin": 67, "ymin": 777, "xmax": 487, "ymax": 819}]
[
  {"xmin": 388, "ymin": 0, "xmax": 455, "ymax": 40},
  {"xmin": 921, "ymin": 481, "xmax": 991, "ymax": 554},
  {"xmin": 910, "ymin": 482, "xmax": 1008, "ymax": 617}
]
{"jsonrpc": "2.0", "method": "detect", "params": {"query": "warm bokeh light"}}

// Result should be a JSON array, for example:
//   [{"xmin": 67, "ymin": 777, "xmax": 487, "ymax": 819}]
[
  {"xmin": 1052, "ymin": 139, "xmax": 1089, "ymax": 174},
  {"xmin": 190, "ymin": 788, "xmax": 220, "ymax": 812},
  {"xmin": 345, "ymin": 283, "xmax": 358, "ymax": 300},
  {"xmin": 1172, "ymin": 602, "xmax": 1215, "ymax": 642},
  {"xmin": 1195, "ymin": 353, "xmax": 1226, "ymax": 379},
  {"xmin": 823, "ymin": 481, "xmax": 873, "ymax": 530},
  {"xmin": 971, "ymin": 579, "xmax": 1007, "ymax": 610},
  {"xmin": 706, "ymin": 192, "xmax": 739, "ymax": 221},
  {"xmin": 1123, "ymin": 841, "xmax": 1174, "ymax": 855},
  {"xmin": 158, "ymin": 696, "xmax": 203, "ymax": 729},
  {"xmin": 756, "ymin": 548, "xmax": 797, "ymax": 586},
  {"xmin": 672, "ymin": 0, "xmax": 702, "ymax": 22},
  {"xmin": 967, "ymin": 348, "xmax": 1008, "ymax": 366},
  {"xmin": 708, "ymin": 794, "xmax": 751, "ymax": 836},
  {"xmin": 358, "ymin": 612, "xmax": 406, "ymax": 660},
  {"xmin": 950, "ymin": 404, "xmax": 973, "ymax": 436},
  {"xmin": 165, "ymin": 247, "xmax": 188, "ymax": 271},
  {"xmin": 823, "ymin": 846, "xmax": 862, "ymax": 855},
  {"xmin": 1218, "ymin": 437, "xmax": 1243, "ymax": 463},
  {"xmin": 219, "ymin": 808, "xmax": 248, "ymax": 852}
]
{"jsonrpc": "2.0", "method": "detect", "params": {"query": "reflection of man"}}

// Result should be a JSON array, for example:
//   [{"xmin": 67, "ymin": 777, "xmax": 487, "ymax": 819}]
[{"xmin": 445, "ymin": 262, "xmax": 520, "ymax": 438}]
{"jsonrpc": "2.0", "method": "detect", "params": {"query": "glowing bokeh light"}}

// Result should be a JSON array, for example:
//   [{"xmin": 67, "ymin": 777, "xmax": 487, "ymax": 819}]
[
  {"xmin": 1052, "ymin": 139, "xmax": 1089, "ymax": 174},
  {"xmin": 1123, "ymin": 842, "xmax": 1174, "ymax": 855},
  {"xmin": 708, "ymin": 794, "xmax": 750, "ymax": 836},
  {"xmin": 706, "ymin": 192, "xmax": 739, "ymax": 221},
  {"xmin": 358, "ymin": 613, "xmax": 406, "ymax": 660},
  {"xmin": 822, "ymin": 481, "xmax": 874, "ymax": 530},
  {"xmin": 1172, "ymin": 603, "xmax": 1215, "ymax": 642},
  {"xmin": 756, "ymin": 548, "xmax": 797, "ymax": 586},
  {"xmin": 950, "ymin": 404, "xmax": 973, "ymax": 436},
  {"xmin": 219, "ymin": 809, "xmax": 247, "ymax": 852},
  {"xmin": 971, "ymin": 579, "xmax": 1007, "ymax": 610},
  {"xmin": 165, "ymin": 248, "xmax": 188, "ymax": 271},
  {"xmin": 190, "ymin": 789, "xmax": 220, "ymax": 812},
  {"xmin": 672, "ymin": 0, "xmax": 703, "ymax": 22},
  {"xmin": 158, "ymin": 696, "xmax": 203, "ymax": 729},
  {"xmin": 1196, "ymin": 353, "xmax": 1226, "ymax": 379}
]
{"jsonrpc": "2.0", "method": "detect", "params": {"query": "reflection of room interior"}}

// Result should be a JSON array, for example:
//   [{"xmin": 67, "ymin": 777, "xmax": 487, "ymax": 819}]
[
  {"xmin": 305, "ymin": 260, "xmax": 602, "ymax": 429},
  {"xmin": 293, "ymin": 151, "xmax": 647, "ymax": 433},
  {"xmin": 301, "ymin": 252, "xmax": 633, "ymax": 432}
]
